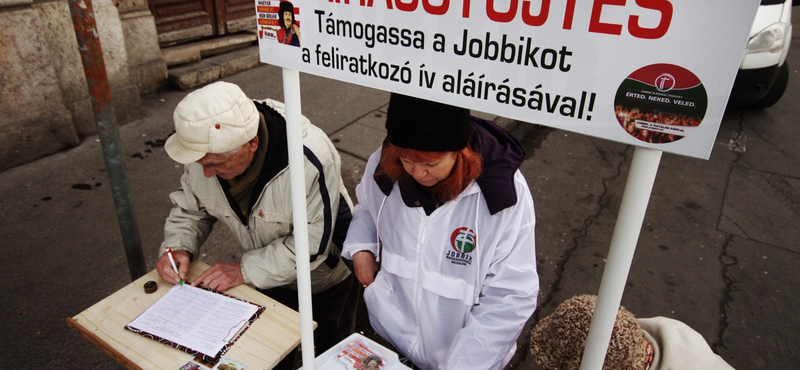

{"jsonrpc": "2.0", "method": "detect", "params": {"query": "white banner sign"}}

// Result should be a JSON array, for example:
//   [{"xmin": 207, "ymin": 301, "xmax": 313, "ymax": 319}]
[{"xmin": 257, "ymin": 0, "xmax": 760, "ymax": 159}]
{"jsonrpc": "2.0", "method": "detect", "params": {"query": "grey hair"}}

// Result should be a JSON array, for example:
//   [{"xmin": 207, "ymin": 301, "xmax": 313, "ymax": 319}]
[{"xmin": 219, "ymin": 144, "xmax": 244, "ymax": 157}]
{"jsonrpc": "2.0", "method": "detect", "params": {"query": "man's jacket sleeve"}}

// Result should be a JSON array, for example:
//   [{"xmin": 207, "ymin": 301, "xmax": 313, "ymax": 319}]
[{"xmin": 160, "ymin": 169, "xmax": 216, "ymax": 257}]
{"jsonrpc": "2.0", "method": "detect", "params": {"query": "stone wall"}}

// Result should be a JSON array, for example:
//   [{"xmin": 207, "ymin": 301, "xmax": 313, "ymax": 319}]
[
  {"xmin": 118, "ymin": 0, "xmax": 167, "ymax": 95},
  {"xmin": 0, "ymin": 0, "xmax": 80, "ymax": 170},
  {"xmin": 0, "ymin": 0, "xmax": 165, "ymax": 172}
]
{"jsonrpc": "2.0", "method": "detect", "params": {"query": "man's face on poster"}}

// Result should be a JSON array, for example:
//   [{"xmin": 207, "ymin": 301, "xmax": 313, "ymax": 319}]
[{"xmin": 283, "ymin": 11, "xmax": 292, "ymax": 28}]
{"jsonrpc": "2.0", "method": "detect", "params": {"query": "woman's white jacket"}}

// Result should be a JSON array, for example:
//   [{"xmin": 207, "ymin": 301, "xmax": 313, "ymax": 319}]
[{"xmin": 343, "ymin": 118, "xmax": 540, "ymax": 370}]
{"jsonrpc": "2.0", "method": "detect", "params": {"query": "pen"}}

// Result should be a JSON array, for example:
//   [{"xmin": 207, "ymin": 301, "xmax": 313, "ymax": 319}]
[{"xmin": 165, "ymin": 247, "xmax": 183, "ymax": 286}]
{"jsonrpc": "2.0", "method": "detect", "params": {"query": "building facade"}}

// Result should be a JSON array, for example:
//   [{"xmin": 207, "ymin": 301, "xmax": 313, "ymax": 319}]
[{"xmin": 0, "ymin": 0, "xmax": 256, "ymax": 171}]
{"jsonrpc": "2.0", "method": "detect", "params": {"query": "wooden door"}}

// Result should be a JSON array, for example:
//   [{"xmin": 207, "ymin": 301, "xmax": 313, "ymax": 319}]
[
  {"xmin": 149, "ymin": 0, "xmax": 256, "ymax": 46},
  {"xmin": 216, "ymin": 0, "xmax": 257, "ymax": 34}
]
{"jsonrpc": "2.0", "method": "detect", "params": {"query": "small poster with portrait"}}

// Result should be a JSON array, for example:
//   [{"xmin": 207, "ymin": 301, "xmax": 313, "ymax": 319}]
[
  {"xmin": 256, "ymin": 0, "xmax": 301, "ymax": 47},
  {"xmin": 337, "ymin": 339, "xmax": 385, "ymax": 370}
]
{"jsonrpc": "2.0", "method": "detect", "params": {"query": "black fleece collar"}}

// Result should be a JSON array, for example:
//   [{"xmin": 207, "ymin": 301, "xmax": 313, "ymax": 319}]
[{"xmin": 219, "ymin": 101, "xmax": 290, "ymax": 223}]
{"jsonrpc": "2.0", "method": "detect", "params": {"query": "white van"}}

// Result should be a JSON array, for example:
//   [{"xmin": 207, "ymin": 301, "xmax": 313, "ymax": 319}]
[{"xmin": 729, "ymin": 0, "xmax": 796, "ymax": 108}]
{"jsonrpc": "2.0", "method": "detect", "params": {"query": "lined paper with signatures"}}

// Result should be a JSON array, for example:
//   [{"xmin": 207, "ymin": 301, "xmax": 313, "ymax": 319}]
[{"xmin": 127, "ymin": 284, "xmax": 259, "ymax": 357}]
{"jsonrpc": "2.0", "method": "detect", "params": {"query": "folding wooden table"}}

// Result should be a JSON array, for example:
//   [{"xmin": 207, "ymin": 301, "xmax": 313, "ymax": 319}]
[{"xmin": 68, "ymin": 261, "xmax": 304, "ymax": 369}]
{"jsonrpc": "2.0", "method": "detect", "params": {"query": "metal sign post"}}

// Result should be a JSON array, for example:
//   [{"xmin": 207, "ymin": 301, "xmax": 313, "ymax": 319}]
[
  {"xmin": 579, "ymin": 146, "xmax": 663, "ymax": 370},
  {"xmin": 282, "ymin": 68, "xmax": 317, "ymax": 370},
  {"xmin": 68, "ymin": 0, "xmax": 146, "ymax": 280}
]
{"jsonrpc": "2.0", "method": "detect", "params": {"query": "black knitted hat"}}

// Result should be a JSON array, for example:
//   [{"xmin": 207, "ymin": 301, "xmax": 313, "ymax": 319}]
[{"xmin": 385, "ymin": 93, "xmax": 473, "ymax": 152}]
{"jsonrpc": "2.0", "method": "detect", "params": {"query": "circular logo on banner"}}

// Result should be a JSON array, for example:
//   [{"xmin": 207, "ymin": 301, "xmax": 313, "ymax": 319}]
[{"xmin": 614, "ymin": 64, "xmax": 708, "ymax": 144}]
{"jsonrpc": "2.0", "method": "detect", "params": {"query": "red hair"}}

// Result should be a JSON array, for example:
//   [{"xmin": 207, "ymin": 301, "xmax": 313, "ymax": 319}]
[{"xmin": 379, "ymin": 144, "xmax": 483, "ymax": 202}]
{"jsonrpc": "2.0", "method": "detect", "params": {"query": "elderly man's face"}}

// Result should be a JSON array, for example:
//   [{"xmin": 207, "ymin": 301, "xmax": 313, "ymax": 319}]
[{"xmin": 196, "ymin": 137, "xmax": 258, "ymax": 179}]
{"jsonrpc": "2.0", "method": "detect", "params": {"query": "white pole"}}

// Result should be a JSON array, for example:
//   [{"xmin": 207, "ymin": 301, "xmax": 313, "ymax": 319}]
[
  {"xmin": 282, "ymin": 68, "xmax": 316, "ymax": 370},
  {"xmin": 578, "ymin": 146, "xmax": 663, "ymax": 370}
]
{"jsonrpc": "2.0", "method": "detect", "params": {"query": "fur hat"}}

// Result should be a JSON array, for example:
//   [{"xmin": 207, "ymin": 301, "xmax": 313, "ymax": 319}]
[
  {"xmin": 279, "ymin": 1, "xmax": 294, "ymax": 14},
  {"xmin": 279, "ymin": 1, "xmax": 294, "ymax": 21},
  {"xmin": 165, "ymin": 81, "xmax": 259, "ymax": 164},
  {"xmin": 385, "ymin": 93, "xmax": 473, "ymax": 152},
  {"xmin": 530, "ymin": 295, "xmax": 646, "ymax": 370}
]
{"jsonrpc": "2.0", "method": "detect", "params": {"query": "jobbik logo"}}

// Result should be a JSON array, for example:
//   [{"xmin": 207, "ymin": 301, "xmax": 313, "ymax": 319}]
[{"xmin": 446, "ymin": 227, "xmax": 475, "ymax": 266}]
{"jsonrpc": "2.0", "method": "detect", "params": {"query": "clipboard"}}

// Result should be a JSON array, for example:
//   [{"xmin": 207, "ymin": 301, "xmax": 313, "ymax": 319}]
[{"xmin": 124, "ymin": 283, "xmax": 266, "ymax": 363}]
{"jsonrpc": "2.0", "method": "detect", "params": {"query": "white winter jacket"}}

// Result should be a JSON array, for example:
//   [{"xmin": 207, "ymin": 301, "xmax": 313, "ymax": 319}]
[
  {"xmin": 640, "ymin": 317, "xmax": 736, "ymax": 370},
  {"xmin": 161, "ymin": 99, "xmax": 352, "ymax": 293},
  {"xmin": 343, "ymin": 118, "xmax": 539, "ymax": 370}
]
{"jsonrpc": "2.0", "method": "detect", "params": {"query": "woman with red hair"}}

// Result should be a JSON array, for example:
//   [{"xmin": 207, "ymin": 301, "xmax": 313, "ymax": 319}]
[{"xmin": 342, "ymin": 94, "xmax": 540, "ymax": 370}]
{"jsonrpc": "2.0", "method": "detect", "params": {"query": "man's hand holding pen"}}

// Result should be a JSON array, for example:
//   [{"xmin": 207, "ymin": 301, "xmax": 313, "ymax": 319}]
[{"xmin": 157, "ymin": 249, "xmax": 190, "ymax": 285}]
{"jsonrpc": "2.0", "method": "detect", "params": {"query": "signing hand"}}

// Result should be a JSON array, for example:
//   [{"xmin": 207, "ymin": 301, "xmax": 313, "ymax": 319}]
[
  {"xmin": 157, "ymin": 249, "xmax": 190, "ymax": 285},
  {"xmin": 192, "ymin": 261, "xmax": 244, "ymax": 292},
  {"xmin": 352, "ymin": 251, "xmax": 378, "ymax": 287}
]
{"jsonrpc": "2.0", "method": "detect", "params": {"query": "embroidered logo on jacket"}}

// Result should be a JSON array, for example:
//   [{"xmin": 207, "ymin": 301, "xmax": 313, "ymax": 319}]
[{"xmin": 446, "ymin": 227, "xmax": 475, "ymax": 266}]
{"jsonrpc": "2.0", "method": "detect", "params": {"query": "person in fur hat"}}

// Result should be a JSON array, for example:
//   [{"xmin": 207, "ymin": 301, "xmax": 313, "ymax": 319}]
[
  {"xmin": 531, "ymin": 295, "xmax": 736, "ymax": 370},
  {"xmin": 277, "ymin": 1, "xmax": 300, "ymax": 46}
]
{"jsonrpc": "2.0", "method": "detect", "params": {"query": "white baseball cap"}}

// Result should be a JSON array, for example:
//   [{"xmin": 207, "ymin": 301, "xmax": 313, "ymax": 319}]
[{"xmin": 165, "ymin": 81, "xmax": 260, "ymax": 164}]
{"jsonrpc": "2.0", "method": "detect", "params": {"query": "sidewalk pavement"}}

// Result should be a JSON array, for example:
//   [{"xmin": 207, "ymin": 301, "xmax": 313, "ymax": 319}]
[{"xmin": 1, "ymin": 39, "xmax": 799, "ymax": 370}]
